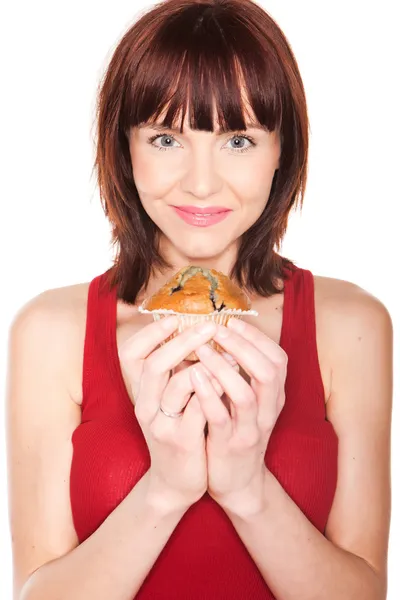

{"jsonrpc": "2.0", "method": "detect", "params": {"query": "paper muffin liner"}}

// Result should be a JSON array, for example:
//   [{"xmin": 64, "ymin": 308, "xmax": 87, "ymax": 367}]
[{"xmin": 138, "ymin": 304, "xmax": 259, "ymax": 361}]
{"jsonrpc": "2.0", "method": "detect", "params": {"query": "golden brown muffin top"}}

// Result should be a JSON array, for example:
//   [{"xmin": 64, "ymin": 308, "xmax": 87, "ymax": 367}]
[{"xmin": 143, "ymin": 265, "xmax": 251, "ymax": 314}]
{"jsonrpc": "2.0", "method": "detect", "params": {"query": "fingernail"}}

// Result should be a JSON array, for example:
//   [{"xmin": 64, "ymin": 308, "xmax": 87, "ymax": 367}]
[
  {"xmin": 192, "ymin": 365, "xmax": 208, "ymax": 382},
  {"xmin": 195, "ymin": 321, "xmax": 215, "ymax": 335}
]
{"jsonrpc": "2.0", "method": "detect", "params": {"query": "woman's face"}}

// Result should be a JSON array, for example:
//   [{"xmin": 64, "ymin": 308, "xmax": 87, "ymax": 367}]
[{"xmin": 128, "ymin": 106, "xmax": 281, "ymax": 271}]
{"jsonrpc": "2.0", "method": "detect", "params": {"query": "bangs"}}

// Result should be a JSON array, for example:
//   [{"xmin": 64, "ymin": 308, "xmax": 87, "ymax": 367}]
[{"xmin": 121, "ymin": 4, "xmax": 286, "ymax": 135}]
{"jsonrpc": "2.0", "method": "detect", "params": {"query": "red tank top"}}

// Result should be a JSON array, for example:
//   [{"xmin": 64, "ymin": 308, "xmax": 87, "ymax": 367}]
[{"xmin": 70, "ymin": 265, "xmax": 338, "ymax": 599}]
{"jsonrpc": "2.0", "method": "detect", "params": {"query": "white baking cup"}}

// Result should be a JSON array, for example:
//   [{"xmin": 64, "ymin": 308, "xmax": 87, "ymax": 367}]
[{"xmin": 138, "ymin": 304, "xmax": 259, "ymax": 359}]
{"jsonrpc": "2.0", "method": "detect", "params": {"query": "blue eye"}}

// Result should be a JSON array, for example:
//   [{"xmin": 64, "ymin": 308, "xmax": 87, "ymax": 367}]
[
  {"xmin": 147, "ymin": 133, "xmax": 179, "ymax": 150},
  {"xmin": 226, "ymin": 134, "xmax": 255, "ymax": 153}
]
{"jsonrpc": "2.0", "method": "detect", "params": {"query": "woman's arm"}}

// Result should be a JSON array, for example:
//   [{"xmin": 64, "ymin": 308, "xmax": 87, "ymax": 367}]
[
  {"xmin": 221, "ymin": 284, "xmax": 392, "ymax": 600},
  {"xmin": 6, "ymin": 290, "xmax": 187, "ymax": 600}
]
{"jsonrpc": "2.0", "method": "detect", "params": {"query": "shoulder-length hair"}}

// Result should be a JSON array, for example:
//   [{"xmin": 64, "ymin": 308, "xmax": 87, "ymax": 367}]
[{"xmin": 93, "ymin": 0, "xmax": 309, "ymax": 304}]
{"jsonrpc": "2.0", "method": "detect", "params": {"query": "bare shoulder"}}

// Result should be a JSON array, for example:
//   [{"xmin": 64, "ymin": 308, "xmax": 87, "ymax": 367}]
[
  {"xmin": 313, "ymin": 274, "xmax": 393, "ymax": 402},
  {"xmin": 313, "ymin": 274, "xmax": 392, "ymax": 335},
  {"xmin": 9, "ymin": 281, "xmax": 91, "ymax": 405},
  {"xmin": 11, "ymin": 281, "xmax": 90, "ymax": 319}
]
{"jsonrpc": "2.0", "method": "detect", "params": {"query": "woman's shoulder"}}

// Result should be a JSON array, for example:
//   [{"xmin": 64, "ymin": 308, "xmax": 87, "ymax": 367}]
[
  {"xmin": 9, "ymin": 281, "xmax": 92, "ymax": 405},
  {"xmin": 312, "ymin": 274, "xmax": 392, "ymax": 390},
  {"xmin": 312, "ymin": 273, "xmax": 391, "ymax": 327},
  {"xmin": 10, "ymin": 281, "xmax": 91, "ymax": 337},
  {"xmin": 11, "ymin": 280, "xmax": 90, "ymax": 316}
]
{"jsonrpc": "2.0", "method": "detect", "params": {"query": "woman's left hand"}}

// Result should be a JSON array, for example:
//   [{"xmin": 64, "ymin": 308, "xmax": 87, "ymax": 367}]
[{"xmin": 190, "ymin": 318, "xmax": 288, "ymax": 517}]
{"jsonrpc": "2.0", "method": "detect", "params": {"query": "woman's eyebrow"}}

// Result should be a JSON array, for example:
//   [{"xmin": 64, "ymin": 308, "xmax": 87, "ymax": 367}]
[{"xmin": 138, "ymin": 122, "xmax": 267, "ymax": 134}]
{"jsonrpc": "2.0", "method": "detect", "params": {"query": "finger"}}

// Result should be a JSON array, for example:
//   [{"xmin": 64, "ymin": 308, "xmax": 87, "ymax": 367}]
[
  {"xmin": 149, "ymin": 361, "xmax": 211, "ymax": 427},
  {"xmin": 119, "ymin": 315, "xmax": 179, "ymax": 363},
  {"xmin": 173, "ymin": 353, "xmax": 238, "ymax": 373},
  {"xmin": 144, "ymin": 360, "xmax": 223, "ymax": 431},
  {"xmin": 148, "ymin": 321, "xmax": 217, "ymax": 374},
  {"xmin": 202, "ymin": 368, "xmax": 224, "ymax": 397},
  {"xmin": 190, "ymin": 364, "xmax": 232, "ymax": 443},
  {"xmin": 213, "ymin": 324, "xmax": 278, "ymax": 384},
  {"xmin": 172, "ymin": 360, "xmax": 234, "ymax": 416},
  {"xmin": 172, "ymin": 355, "xmax": 237, "ymax": 397},
  {"xmin": 136, "ymin": 322, "xmax": 217, "ymax": 418},
  {"xmin": 227, "ymin": 319, "xmax": 288, "ymax": 368},
  {"xmin": 212, "ymin": 325, "xmax": 283, "ymax": 431},
  {"xmin": 179, "ymin": 393, "xmax": 207, "ymax": 443},
  {"xmin": 196, "ymin": 344, "xmax": 258, "ymax": 438},
  {"xmin": 160, "ymin": 364, "xmax": 198, "ymax": 411},
  {"xmin": 118, "ymin": 316, "xmax": 179, "ymax": 399}
]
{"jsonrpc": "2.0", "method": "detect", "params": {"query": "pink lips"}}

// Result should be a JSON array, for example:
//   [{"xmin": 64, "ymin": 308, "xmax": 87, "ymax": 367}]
[{"xmin": 172, "ymin": 206, "xmax": 231, "ymax": 227}]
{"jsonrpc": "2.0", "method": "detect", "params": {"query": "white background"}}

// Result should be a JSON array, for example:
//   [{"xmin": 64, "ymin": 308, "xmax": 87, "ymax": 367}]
[{"xmin": 1, "ymin": 1, "xmax": 399, "ymax": 598}]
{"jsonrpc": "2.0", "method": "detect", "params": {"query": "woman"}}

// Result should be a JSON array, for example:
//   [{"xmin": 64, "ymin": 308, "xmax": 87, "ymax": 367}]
[{"xmin": 6, "ymin": 1, "xmax": 392, "ymax": 599}]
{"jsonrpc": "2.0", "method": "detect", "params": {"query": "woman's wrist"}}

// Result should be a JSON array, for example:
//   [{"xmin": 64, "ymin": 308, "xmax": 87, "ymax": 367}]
[
  {"xmin": 143, "ymin": 471, "xmax": 197, "ymax": 518},
  {"xmin": 216, "ymin": 469, "xmax": 271, "ymax": 521}
]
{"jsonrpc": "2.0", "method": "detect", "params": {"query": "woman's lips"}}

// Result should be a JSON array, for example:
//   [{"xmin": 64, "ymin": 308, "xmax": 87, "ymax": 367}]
[{"xmin": 172, "ymin": 206, "xmax": 231, "ymax": 227}]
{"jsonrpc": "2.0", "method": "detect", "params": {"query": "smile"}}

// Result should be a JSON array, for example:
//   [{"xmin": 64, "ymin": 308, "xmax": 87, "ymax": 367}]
[{"xmin": 172, "ymin": 207, "xmax": 231, "ymax": 227}]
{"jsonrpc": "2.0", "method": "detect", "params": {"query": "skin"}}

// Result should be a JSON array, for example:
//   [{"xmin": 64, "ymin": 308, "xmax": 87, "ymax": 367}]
[
  {"xmin": 6, "ymin": 102, "xmax": 392, "ymax": 598},
  {"xmin": 128, "ymin": 103, "xmax": 280, "ymax": 274}
]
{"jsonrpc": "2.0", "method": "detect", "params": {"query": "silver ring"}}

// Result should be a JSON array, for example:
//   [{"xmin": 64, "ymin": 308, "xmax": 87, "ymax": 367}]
[{"xmin": 159, "ymin": 405, "xmax": 185, "ymax": 418}]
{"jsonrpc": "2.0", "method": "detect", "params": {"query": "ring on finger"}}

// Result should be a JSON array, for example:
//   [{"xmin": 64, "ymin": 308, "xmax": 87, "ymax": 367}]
[{"xmin": 159, "ymin": 405, "xmax": 185, "ymax": 418}]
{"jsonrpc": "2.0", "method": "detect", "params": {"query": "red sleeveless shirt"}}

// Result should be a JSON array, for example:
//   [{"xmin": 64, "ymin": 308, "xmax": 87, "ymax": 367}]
[{"xmin": 70, "ymin": 265, "xmax": 338, "ymax": 599}]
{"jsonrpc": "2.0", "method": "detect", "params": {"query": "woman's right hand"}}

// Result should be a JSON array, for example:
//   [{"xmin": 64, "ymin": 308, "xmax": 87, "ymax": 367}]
[{"xmin": 118, "ymin": 316, "xmax": 218, "ymax": 513}]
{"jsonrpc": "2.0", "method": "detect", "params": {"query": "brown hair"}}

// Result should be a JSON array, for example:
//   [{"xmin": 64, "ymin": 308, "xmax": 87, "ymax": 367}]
[{"xmin": 93, "ymin": 0, "xmax": 309, "ymax": 304}]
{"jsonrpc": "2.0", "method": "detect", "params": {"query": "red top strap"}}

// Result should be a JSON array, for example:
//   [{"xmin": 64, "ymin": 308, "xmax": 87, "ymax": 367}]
[{"xmin": 279, "ymin": 266, "xmax": 327, "ymax": 424}]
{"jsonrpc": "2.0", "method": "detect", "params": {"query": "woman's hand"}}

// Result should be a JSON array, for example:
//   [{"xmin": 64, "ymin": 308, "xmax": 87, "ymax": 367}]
[
  {"xmin": 118, "ymin": 316, "xmax": 219, "ymax": 514},
  {"xmin": 190, "ymin": 318, "xmax": 288, "ymax": 517}
]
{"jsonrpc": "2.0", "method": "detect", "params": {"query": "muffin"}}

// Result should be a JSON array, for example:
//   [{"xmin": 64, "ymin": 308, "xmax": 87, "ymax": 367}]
[{"xmin": 138, "ymin": 265, "xmax": 258, "ymax": 360}]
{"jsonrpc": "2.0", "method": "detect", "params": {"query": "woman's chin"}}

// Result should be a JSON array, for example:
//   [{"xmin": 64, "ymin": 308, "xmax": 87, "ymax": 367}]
[
  {"xmin": 176, "ymin": 242, "xmax": 228, "ymax": 261},
  {"xmin": 158, "ymin": 228, "xmax": 236, "ymax": 262}
]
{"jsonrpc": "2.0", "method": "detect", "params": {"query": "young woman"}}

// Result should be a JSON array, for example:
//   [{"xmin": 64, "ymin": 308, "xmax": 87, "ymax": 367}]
[{"xmin": 6, "ymin": 1, "xmax": 392, "ymax": 599}]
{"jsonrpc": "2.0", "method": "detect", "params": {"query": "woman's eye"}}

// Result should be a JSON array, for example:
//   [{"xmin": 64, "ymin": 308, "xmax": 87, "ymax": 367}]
[
  {"xmin": 147, "ymin": 133, "xmax": 180, "ymax": 151},
  {"xmin": 225, "ymin": 134, "xmax": 255, "ymax": 154}
]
